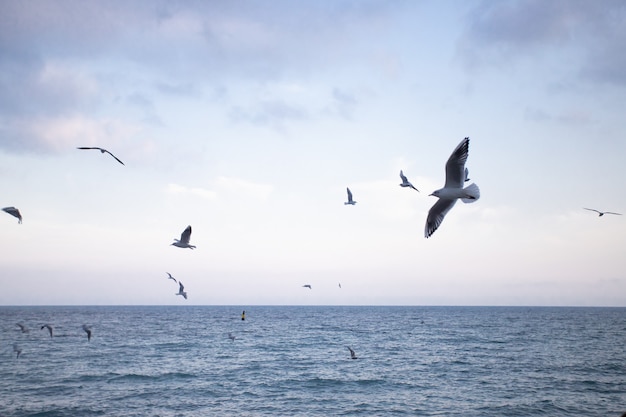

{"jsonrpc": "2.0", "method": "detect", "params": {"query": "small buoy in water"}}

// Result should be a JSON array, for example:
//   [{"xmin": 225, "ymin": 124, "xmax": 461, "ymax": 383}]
[{"xmin": 241, "ymin": 310, "xmax": 246, "ymax": 321}]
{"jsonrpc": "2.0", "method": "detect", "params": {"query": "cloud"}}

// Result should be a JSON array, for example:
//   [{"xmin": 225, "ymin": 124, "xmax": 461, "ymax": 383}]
[
  {"xmin": 214, "ymin": 176, "xmax": 273, "ymax": 201},
  {"xmin": 229, "ymin": 100, "xmax": 308, "ymax": 130},
  {"xmin": 166, "ymin": 183, "xmax": 217, "ymax": 201},
  {"xmin": 459, "ymin": 0, "xmax": 626, "ymax": 86}
]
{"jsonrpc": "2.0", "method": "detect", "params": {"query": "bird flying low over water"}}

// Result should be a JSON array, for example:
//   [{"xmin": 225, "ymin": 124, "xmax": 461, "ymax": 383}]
[
  {"xmin": 172, "ymin": 225, "xmax": 196, "ymax": 249},
  {"xmin": 583, "ymin": 208, "xmax": 622, "ymax": 217},
  {"xmin": 302, "ymin": 284, "xmax": 312, "ymax": 289},
  {"xmin": 399, "ymin": 170, "xmax": 419, "ymax": 192},
  {"xmin": 425, "ymin": 137, "xmax": 480, "ymax": 238},
  {"xmin": 347, "ymin": 346, "xmax": 358, "ymax": 359},
  {"xmin": 82, "ymin": 325, "xmax": 93, "ymax": 341},
  {"xmin": 41, "ymin": 324, "xmax": 54, "ymax": 338},
  {"xmin": 166, "ymin": 272, "xmax": 177, "ymax": 283},
  {"xmin": 77, "ymin": 147, "xmax": 125, "ymax": 165},
  {"xmin": 345, "ymin": 187, "xmax": 356, "ymax": 205},
  {"xmin": 2, "ymin": 207, "xmax": 22, "ymax": 224},
  {"xmin": 176, "ymin": 282, "xmax": 188, "ymax": 299},
  {"xmin": 16, "ymin": 323, "xmax": 28, "ymax": 333}
]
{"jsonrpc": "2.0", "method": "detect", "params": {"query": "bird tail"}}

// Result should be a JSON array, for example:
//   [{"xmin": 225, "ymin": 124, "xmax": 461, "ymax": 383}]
[{"xmin": 461, "ymin": 183, "xmax": 480, "ymax": 203}]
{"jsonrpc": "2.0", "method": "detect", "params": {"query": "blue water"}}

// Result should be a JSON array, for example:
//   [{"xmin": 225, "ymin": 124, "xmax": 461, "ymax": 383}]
[{"xmin": 1, "ymin": 306, "xmax": 625, "ymax": 416}]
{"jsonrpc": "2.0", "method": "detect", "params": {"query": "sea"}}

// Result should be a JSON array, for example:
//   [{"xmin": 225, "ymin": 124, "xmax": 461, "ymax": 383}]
[{"xmin": 1, "ymin": 306, "xmax": 625, "ymax": 416}]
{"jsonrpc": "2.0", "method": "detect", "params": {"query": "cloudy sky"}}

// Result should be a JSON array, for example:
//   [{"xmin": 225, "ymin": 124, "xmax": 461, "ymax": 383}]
[{"xmin": 1, "ymin": 0, "xmax": 625, "ymax": 306}]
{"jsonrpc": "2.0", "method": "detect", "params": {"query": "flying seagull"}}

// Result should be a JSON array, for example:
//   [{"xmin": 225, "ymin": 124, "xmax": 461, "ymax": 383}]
[
  {"xmin": 82, "ymin": 325, "xmax": 92, "ymax": 341},
  {"xmin": 77, "ymin": 147, "xmax": 125, "ymax": 165},
  {"xmin": 302, "ymin": 284, "xmax": 312, "ymax": 289},
  {"xmin": 171, "ymin": 225, "xmax": 195, "ymax": 249},
  {"xmin": 176, "ymin": 281, "xmax": 188, "ymax": 299},
  {"xmin": 41, "ymin": 324, "xmax": 54, "ymax": 338},
  {"xmin": 166, "ymin": 272, "xmax": 177, "ymax": 283},
  {"xmin": 347, "ymin": 346, "xmax": 358, "ymax": 359},
  {"xmin": 583, "ymin": 208, "xmax": 622, "ymax": 217},
  {"xmin": 344, "ymin": 187, "xmax": 356, "ymax": 205},
  {"xmin": 425, "ymin": 137, "xmax": 480, "ymax": 238},
  {"xmin": 399, "ymin": 170, "xmax": 419, "ymax": 192},
  {"xmin": 16, "ymin": 323, "xmax": 29, "ymax": 333},
  {"xmin": 2, "ymin": 207, "xmax": 22, "ymax": 224},
  {"xmin": 13, "ymin": 344, "xmax": 22, "ymax": 359},
  {"xmin": 338, "ymin": 282, "xmax": 342, "ymax": 289}
]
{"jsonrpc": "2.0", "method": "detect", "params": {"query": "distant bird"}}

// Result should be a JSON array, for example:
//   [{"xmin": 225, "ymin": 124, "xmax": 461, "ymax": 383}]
[
  {"xmin": 176, "ymin": 281, "xmax": 188, "ymax": 299},
  {"xmin": 77, "ymin": 147, "xmax": 125, "ymax": 165},
  {"xmin": 399, "ymin": 170, "xmax": 419, "ymax": 192},
  {"xmin": 41, "ymin": 324, "xmax": 54, "ymax": 338},
  {"xmin": 425, "ymin": 137, "xmax": 480, "ymax": 238},
  {"xmin": 344, "ymin": 187, "xmax": 356, "ymax": 205},
  {"xmin": 82, "ymin": 325, "xmax": 92, "ymax": 341},
  {"xmin": 16, "ymin": 323, "xmax": 28, "ymax": 333},
  {"xmin": 171, "ymin": 225, "xmax": 196, "ymax": 249},
  {"xmin": 13, "ymin": 344, "xmax": 22, "ymax": 359},
  {"xmin": 338, "ymin": 282, "xmax": 342, "ymax": 289},
  {"xmin": 302, "ymin": 284, "xmax": 312, "ymax": 289},
  {"xmin": 583, "ymin": 208, "xmax": 622, "ymax": 217},
  {"xmin": 166, "ymin": 272, "xmax": 177, "ymax": 283},
  {"xmin": 228, "ymin": 333, "xmax": 236, "ymax": 341},
  {"xmin": 347, "ymin": 346, "xmax": 358, "ymax": 359},
  {"xmin": 464, "ymin": 167, "xmax": 470, "ymax": 182},
  {"xmin": 2, "ymin": 207, "xmax": 22, "ymax": 224}
]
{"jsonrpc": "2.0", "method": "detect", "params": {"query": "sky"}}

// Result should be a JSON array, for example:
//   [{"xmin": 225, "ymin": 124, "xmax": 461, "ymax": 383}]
[{"xmin": 1, "ymin": 0, "xmax": 625, "ymax": 306}]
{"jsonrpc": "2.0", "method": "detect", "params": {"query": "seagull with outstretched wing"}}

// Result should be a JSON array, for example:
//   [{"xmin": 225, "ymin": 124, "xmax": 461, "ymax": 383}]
[{"xmin": 77, "ymin": 147, "xmax": 125, "ymax": 165}]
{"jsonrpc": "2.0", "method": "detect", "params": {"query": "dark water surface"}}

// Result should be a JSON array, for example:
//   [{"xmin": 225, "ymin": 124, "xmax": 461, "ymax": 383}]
[{"xmin": 1, "ymin": 306, "xmax": 625, "ymax": 416}]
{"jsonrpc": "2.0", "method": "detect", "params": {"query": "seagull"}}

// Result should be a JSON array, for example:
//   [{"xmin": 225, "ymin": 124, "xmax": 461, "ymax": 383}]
[
  {"xmin": 13, "ymin": 344, "xmax": 22, "ymax": 359},
  {"xmin": 425, "ymin": 137, "xmax": 480, "ymax": 238},
  {"xmin": 166, "ymin": 272, "xmax": 177, "ymax": 283},
  {"xmin": 171, "ymin": 225, "xmax": 196, "ymax": 249},
  {"xmin": 77, "ymin": 147, "xmax": 125, "ymax": 165},
  {"xmin": 82, "ymin": 325, "xmax": 92, "ymax": 341},
  {"xmin": 2, "ymin": 207, "xmax": 22, "ymax": 224},
  {"xmin": 228, "ymin": 333, "xmax": 236, "ymax": 341},
  {"xmin": 338, "ymin": 282, "xmax": 342, "ymax": 289},
  {"xmin": 302, "ymin": 284, "xmax": 312, "ymax": 289},
  {"xmin": 41, "ymin": 324, "xmax": 54, "ymax": 338},
  {"xmin": 344, "ymin": 187, "xmax": 356, "ymax": 205},
  {"xmin": 399, "ymin": 170, "xmax": 419, "ymax": 192},
  {"xmin": 16, "ymin": 323, "xmax": 29, "ymax": 333},
  {"xmin": 347, "ymin": 346, "xmax": 358, "ymax": 359},
  {"xmin": 583, "ymin": 208, "xmax": 622, "ymax": 217},
  {"xmin": 176, "ymin": 281, "xmax": 188, "ymax": 299}
]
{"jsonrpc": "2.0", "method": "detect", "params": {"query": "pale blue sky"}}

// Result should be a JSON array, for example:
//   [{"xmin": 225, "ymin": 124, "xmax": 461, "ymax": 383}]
[{"xmin": 1, "ymin": 0, "xmax": 625, "ymax": 306}]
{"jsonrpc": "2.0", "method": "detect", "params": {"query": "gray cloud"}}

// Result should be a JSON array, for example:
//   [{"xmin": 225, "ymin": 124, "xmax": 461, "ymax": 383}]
[{"xmin": 459, "ymin": 0, "xmax": 626, "ymax": 86}]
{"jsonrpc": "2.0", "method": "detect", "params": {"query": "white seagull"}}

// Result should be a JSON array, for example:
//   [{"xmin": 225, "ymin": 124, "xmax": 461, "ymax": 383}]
[
  {"xmin": 344, "ymin": 187, "xmax": 356, "ymax": 205},
  {"xmin": 16, "ymin": 323, "xmax": 29, "ymax": 333},
  {"xmin": 166, "ymin": 272, "xmax": 177, "ymax": 283},
  {"xmin": 347, "ymin": 346, "xmax": 358, "ymax": 359},
  {"xmin": 13, "ymin": 344, "xmax": 22, "ymax": 359},
  {"xmin": 176, "ymin": 281, "xmax": 188, "ymax": 299},
  {"xmin": 2, "ymin": 207, "xmax": 22, "ymax": 224},
  {"xmin": 425, "ymin": 137, "xmax": 480, "ymax": 238},
  {"xmin": 399, "ymin": 170, "xmax": 419, "ymax": 192},
  {"xmin": 302, "ymin": 284, "xmax": 312, "ymax": 289},
  {"xmin": 171, "ymin": 225, "xmax": 196, "ymax": 249},
  {"xmin": 583, "ymin": 208, "xmax": 622, "ymax": 217},
  {"xmin": 41, "ymin": 324, "xmax": 54, "ymax": 338},
  {"xmin": 77, "ymin": 147, "xmax": 125, "ymax": 165}
]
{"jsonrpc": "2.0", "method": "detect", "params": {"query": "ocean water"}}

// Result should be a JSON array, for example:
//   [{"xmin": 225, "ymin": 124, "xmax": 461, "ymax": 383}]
[{"xmin": 1, "ymin": 306, "xmax": 625, "ymax": 416}]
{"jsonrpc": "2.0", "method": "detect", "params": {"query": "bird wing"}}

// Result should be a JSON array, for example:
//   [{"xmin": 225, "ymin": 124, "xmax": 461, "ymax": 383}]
[
  {"xmin": 103, "ymin": 149, "xmax": 125, "ymax": 165},
  {"xmin": 180, "ymin": 226, "xmax": 192, "ymax": 244},
  {"xmin": 2, "ymin": 207, "xmax": 21, "ymax": 219},
  {"xmin": 444, "ymin": 137, "xmax": 470, "ymax": 189},
  {"xmin": 583, "ymin": 208, "xmax": 601, "ymax": 214},
  {"xmin": 604, "ymin": 212, "xmax": 622, "ymax": 215},
  {"xmin": 77, "ymin": 147, "xmax": 101, "ymax": 150},
  {"xmin": 425, "ymin": 198, "xmax": 458, "ymax": 238},
  {"xmin": 179, "ymin": 282, "xmax": 185, "ymax": 292},
  {"xmin": 346, "ymin": 188, "xmax": 353, "ymax": 201},
  {"xmin": 400, "ymin": 170, "xmax": 408, "ymax": 183}
]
